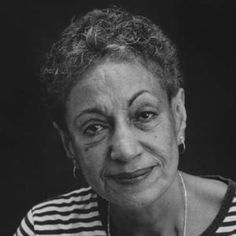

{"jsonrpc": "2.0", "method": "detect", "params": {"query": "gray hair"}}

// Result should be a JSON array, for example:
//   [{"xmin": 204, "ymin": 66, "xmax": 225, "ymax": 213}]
[{"xmin": 41, "ymin": 6, "xmax": 183, "ymax": 130}]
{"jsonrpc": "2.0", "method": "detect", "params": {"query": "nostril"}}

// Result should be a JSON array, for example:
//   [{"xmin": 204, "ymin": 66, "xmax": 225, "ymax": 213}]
[{"xmin": 110, "ymin": 122, "xmax": 141, "ymax": 161}]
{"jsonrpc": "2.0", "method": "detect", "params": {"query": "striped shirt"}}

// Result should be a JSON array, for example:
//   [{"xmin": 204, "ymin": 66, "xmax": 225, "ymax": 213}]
[{"xmin": 14, "ymin": 177, "xmax": 236, "ymax": 236}]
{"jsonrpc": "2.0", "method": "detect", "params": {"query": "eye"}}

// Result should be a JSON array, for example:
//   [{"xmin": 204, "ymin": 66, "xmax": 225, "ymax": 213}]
[
  {"xmin": 136, "ymin": 111, "xmax": 157, "ymax": 122},
  {"xmin": 84, "ymin": 124, "xmax": 105, "ymax": 136}
]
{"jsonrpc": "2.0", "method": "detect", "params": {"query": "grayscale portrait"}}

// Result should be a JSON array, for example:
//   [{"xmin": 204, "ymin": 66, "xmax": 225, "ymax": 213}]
[{"xmin": 2, "ymin": 1, "xmax": 235, "ymax": 235}]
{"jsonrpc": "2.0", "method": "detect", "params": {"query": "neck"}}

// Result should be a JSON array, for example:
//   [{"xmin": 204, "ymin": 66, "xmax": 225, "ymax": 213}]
[{"xmin": 109, "ymin": 172, "xmax": 186, "ymax": 236}]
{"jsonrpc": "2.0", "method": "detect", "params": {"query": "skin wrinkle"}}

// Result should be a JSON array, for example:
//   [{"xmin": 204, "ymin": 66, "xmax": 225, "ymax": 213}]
[
  {"xmin": 64, "ymin": 60, "xmax": 185, "ymax": 212},
  {"xmin": 44, "ymin": 8, "xmax": 230, "ymax": 236},
  {"xmin": 140, "ymin": 141, "xmax": 167, "ymax": 168},
  {"xmin": 50, "ymin": 56, "xmax": 191, "ymax": 236}
]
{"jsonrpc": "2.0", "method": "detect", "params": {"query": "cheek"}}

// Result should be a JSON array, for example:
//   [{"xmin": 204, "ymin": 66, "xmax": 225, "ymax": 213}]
[
  {"xmin": 159, "ymin": 116, "xmax": 177, "ymax": 150},
  {"xmin": 73, "ymin": 140, "xmax": 108, "ymax": 184},
  {"xmin": 141, "ymin": 119, "xmax": 178, "ymax": 162}
]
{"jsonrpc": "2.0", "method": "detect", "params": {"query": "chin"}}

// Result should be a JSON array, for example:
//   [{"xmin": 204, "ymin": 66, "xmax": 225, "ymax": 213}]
[
  {"xmin": 108, "ymin": 185, "xmax": 165, "ymax": 211},
  {"xmin": 94, "ymin": 166, "xmax": 176, "ymax": 209},
  {"xmin": 105, "ymin": 177, "xmax": 170, "ymax": 210}
]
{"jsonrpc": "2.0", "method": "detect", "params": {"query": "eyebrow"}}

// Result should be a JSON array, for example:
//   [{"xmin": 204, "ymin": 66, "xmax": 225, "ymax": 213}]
[
  {"xmin": 75, "ymin": 90, "xmax": 151, "ymax": 121},
  {"xmin": 75, "ymin": 107, "xmax": 105, "ymax": 121},
  {"xmin": 128, "ymin": 90, "xmax": 150, "ymax": 107}
]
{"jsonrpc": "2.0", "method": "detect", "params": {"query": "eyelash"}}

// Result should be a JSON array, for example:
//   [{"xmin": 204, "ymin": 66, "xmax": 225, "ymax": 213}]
[
  {"xmin": 135, "ymin": 111, "xmax": 157, "ymax": 123},
  {"xmin": 83, "ymin": 123, "xmax": 106, "ymax": 137}
]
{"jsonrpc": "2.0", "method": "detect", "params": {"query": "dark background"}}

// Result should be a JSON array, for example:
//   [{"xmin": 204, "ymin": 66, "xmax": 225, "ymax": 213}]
[{"xmin": 1, "ymin": 0, "xmax": 236, "ymax": 235}]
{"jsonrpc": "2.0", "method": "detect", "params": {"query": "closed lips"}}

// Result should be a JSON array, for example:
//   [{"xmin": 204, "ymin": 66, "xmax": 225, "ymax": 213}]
[{"xmin": 110, "ymin": 166, "xmax": 154, "ymax": 180}]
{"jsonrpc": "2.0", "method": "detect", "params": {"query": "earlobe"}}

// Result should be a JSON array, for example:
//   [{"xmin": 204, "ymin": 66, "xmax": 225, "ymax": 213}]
[
  {"xmin": 53, "ymin": 122, "xmax": 75, "ymax": 160},
  {"xmin": 171, "ymin": 88, "xmax": 187, "ymax": 143}
]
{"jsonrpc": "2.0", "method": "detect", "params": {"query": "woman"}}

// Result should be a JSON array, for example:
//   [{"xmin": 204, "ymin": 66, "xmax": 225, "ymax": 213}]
[{"xmin": 15, "ymin": 7, "xmax": 236, "ymax": 236}]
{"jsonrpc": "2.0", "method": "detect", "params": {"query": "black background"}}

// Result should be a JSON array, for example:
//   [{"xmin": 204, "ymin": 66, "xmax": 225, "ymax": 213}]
[{"xmin": 1, "ymin": 0, "xmax": 236, "ymax": 235}]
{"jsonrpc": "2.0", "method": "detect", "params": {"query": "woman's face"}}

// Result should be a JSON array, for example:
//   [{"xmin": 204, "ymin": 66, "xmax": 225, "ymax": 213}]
[{"xmin": 63, "ymin": 60, "xmax": 186, "ymax": 208}]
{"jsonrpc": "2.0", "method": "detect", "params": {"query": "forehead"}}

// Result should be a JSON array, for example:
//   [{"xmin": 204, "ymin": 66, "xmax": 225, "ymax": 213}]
[{"xmin": 66, "ymin": 61, "xmax": 167, "ymax": 114}]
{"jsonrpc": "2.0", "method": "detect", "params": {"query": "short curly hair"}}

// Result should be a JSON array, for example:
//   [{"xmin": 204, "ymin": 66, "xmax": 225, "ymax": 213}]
[{"xmin": 41, "ymin": 6, "xmax": 183, "ymax": 130}]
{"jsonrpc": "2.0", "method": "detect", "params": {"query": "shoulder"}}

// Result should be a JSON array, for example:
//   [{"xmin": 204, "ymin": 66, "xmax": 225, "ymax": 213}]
[
  {"xmin": 213, "ymin": 179, "xmax": 236, "ymax": 234},
  {"xmin": 185, "ymin": 173, "xmax": 228, "ymax": 208},
  {"xmin": 183, "ymin": 173, "xmax": 236, "ymax": 235},
  {"xmin": 32, "ymin": 186, "xmax": 97, "ymax": 213},
  {"xmin": 14, "ymin": 187, "xmax": 107, "ymax": 236}
]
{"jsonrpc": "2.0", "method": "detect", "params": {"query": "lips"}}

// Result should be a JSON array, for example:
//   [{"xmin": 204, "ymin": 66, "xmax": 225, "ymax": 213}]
[{"xmin": 107, "ymin": 166, "xmax": 155, "ymax": 184}]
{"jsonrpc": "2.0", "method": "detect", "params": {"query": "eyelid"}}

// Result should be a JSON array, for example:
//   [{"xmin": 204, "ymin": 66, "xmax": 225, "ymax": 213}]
[
  {"xmin": 132, "ymin": 107, "xmax": 159, "ymax": 124},
  {"xmin": 77, "ymin": 117, "xmax": 105, "ymax": 129},
  {"xmin": 84, "ymin": 123, "xmax": 104, "ymax": 135},
  {"xmin": 135, "ymin": 105, "xmax": 159, "ymax": 114},
  {"xmin": 82, "ymin": 119, "xmax": 111, "ymax": 136},
  {"xmin": 137, "ymin": 111, "xmax": 157, "ymax": 119},
  {"xmin": 75, "ymin": 110, "xmax": 108, "ymax": 127}
]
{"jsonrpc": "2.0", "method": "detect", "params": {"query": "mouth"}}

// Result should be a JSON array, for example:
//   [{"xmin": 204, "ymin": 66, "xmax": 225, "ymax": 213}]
[{"xmin": 107, "ymin": 166, "xmax": 155, "ymax": 185}]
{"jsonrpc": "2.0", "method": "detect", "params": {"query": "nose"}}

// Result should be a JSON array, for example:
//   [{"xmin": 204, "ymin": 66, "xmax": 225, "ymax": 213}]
[{"xmin": 110, "ymin": 122, "xmax": 141, "ymax": 162}]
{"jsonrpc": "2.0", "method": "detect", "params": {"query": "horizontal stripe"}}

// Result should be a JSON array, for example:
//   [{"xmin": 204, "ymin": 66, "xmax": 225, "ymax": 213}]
[
  {"xmin": 35, "ymin": 219, "xmax": 102, "ymax": 231},
  {"xmin": 34, "ymin": 197, "xmax": 97, "ymax": 211},
  {"xmin": 35, "ymin": 225, "xmax": 105, "ymax": 235},
  {"xmin": 224, "ymin": 211, "xmax": 236, "ymax": 218},
  {"xmin": 34, "ymin": 191, "xmax": 96, "ymax": 210},
  {"xmin": 34, "ymin": 215, "xmax": 101, "ymax": 225},
  {"xmin": 67, "ymin": 230, "xmax": 107, "ymax": 236},
  {"xmin": 34, "ymin": 229, "xmax": 107, "ymax": 236},
  {"xmin": 39, "ymin": 230, "xmax": 107, "ymax": 236},
  {"xmin": 53, "ymin": 188, "xmax": 94, "ymax": 200},
  {"xmin": 34, "ymin": 201, "xmax": 98, "ymax": 214},
  {"xmin": 216, "ymin": 224, "xmax": 236, "ymax": 233},
  {"xmin": 34, "ymin": 210, "xmax": 99, "ymax": 222},
  {"xmin": 223, "ymin": 215, "xmax": 236, "ymax": 223},
  {"xmin": 229, "ymin": 206, "xmax": 236, "ymax": 213},
  {"xmin": 219, "ymin": 221, "xmax": 236, "ymax": 228},
  {"xmin": 34, "ymin": 206, "xmax": 99, "ymax": 217},
  {"xmin": 59, "ymin": 187, "xmax": 92, "ymax": 197},
  {"xmin": 14, "ymin": 187, "xmax": 236, "ymax": 235}
]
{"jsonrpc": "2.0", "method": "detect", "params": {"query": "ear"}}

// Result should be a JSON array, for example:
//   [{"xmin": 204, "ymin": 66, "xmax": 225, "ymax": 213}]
[
  {"xmin": 170, "ymin": 88, "xmax": 187, "ymax": 144},
  {"xmin": 53, "ymin": 122, "xmax": 76, "ymax": 160}
]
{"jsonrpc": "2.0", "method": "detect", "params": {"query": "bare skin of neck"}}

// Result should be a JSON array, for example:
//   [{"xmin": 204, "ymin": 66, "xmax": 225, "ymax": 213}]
[
  {"xmin": 110, "ymin": 175, "xmax": 185, "ymax": 236},
  {"xmin": 109, "ymin": 173, "xmax": 228, "ymax": 236}
]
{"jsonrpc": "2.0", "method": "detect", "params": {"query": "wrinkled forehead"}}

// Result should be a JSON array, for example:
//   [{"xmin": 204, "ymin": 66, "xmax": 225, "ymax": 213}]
[
  {"xmin": 77, "ymin": 51, "xmax": 164, "ymax": 87},
  {"xmin": 66, "ymin": 60, "xmax": 168, "ymax": 116}
]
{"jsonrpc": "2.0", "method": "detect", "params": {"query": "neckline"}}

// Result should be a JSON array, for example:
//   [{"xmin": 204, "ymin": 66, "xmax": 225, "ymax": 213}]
[
  {"xmin": 96, "ymin": 176, "xmax": 236, "ymax": 236},
  {"xmin": 199, "ymin": 176, "xmax": 236, "ymax": 236}
]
